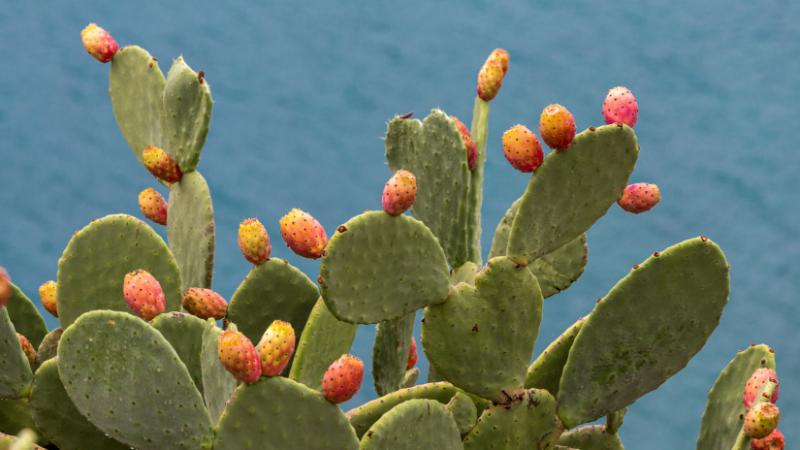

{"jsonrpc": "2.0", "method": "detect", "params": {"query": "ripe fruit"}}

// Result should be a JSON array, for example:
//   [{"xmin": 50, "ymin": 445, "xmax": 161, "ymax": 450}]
[
  {"xmin": 452, "ymin": 117, "xmax": 478, "ymax": 170},
  {"xmin": 122, "ymin": 270, "xmax": 166, "ymax": 321},
  {"xmin": 17, "ymin": 333, "xmax": 36, "ymax": 367},
  {"xmin": 382, "ymin": 170, "xmax": 418, "ymax": 216},
  {"xmin": 617, "ymin": 183, "xmax": 661, "ymax": 214},
  {"xmin": 182, "ymin": 288, "xmax": 228, "ymax": 320},
  {"xmin": 238, "ymin": 218, "xmax": 271, "ymax": 265},
  {"xmin": 744, "ymin": 368, "xmax": 780, "ymax": 409},
  {"xmin": 322, "ymin": 354, "xmax": 364, "ymax": 403},
  {"xmin": 0, "ymin": 267, "xmax": 11, "ymax": 307},
  {"xmin": 502, "ymin": 125, "xmax": 544, "ymax": 173},
  {"xmin": 744, "ymin": 402, "xmax": 780, "ymax": 439},
  {"xmin": 751, "ymin": 429, "xmax": 785, "ymax": 450},
  {"xmin": 217, "ymin": 329, "xmax": 261, "ymax": 384},
  {"xmin": 138, "ymin": 188, "xmax": 168, "ymax": 225},
  {"xmin": 38, "ymin": 281, "xmax": 58, "ymax": 318},
  {"xmin": 477, "ymin": 49, "xmax": 509, "ymax": 101},
  {"xmin": 80, "ymin": 23, "xmax": 118, "ymax": 63},
  {"xmin": 407, "ymin": 337, "xmax": 418, "ymax": 370},
  {"xmin": 539, "ymin": 104, "xmax": 576, "ymax": 150},
  {"xmin": 142, "ymin": 146, "xmax": 182, "ymax": 184},
  {"xmin": 256, "ymin": 320, "xmax": 296, "ymax": 377},
  {"xmin": 602, "ymin": 86, "xmax": 638, "ymax": 127},
  {"xmin": 279, "ymin": 209, "xmax": 328, "ymax": 259}
]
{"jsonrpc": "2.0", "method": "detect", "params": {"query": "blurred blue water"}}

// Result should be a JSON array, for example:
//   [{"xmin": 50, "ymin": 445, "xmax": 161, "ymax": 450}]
[{"xmin": 1, "ymin": 1, "xmax": 798, "ymax": 447}]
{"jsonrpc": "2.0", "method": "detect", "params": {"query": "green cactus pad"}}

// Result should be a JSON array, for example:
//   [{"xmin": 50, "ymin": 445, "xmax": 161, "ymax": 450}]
[
  {"xmin": 320, "ymin": 211, "xmax": 450, "ymax": 324},
  {"xmin": 372, "ymin": 313, "xmax": 415, "ymax": 396},
  {"xmin": 359, "ymin": 399, "xmax": 462, "ymax": 450},
  {"xmin": 0, "ymin": 400, "xmax": 35, "ymax": 437},
  {"xmin": 30, "ymin": 359, "xmax": 128, "ymax": 450},
  {"xmin": 462, "ymin": 388, "xmax": 562, "ymax": 450},
  {"xmin": 0, "ymin": 308, "xmax": 32, "ymax": 399},
  {"xmin": 109, "ymin": 46, "xmax": 167, "ymax": 164},
  {"xmin": 451, "ymin": 261, "xmax": 478, "ymax": 286},
  {"xmin": 167, "ymin": 171, "xmax": 216, "ymax": 290},
  {"xmin": 162, "ymin": 57, "xmax": 213, "ymax": 172},
  {"xmin": 401, "ymin": 368, "xmax": 420, "ymax": 388},
  {"xmin": 5, "ymin": 284, "xmax": 46, "ymax": 348},
  {"xmin": 346, "ymin": 382, "xmax": 459, "ymax": 437},
  {"xmin": 199, "ymin": 322, "xmax": 236, "ymax": 423},
  {"xmin": 557, "ymin": 237, "xmax": 729, "ymax": 428},
  {"xmin": 213, "ymin": 377, "xmax": 359, "ymax": 450},
  {"xmin": 228, "ymin": 258, "xmax": 318, "ymax": 350},
  {"xmin": 525, "ymin": 317, "xmax": 585, "ymax": 395},
  {"xmin": 385, "ymin": 110, "xmax": 471, "ymax": 267},
  {"xmin": 557, "ymin": 425, "xmax": 624, "ymax": 450},
  {"xmin": 56, "ymin": 214, "xmax": 182, "ymax": 328},
  {"xmin": 34, "ymin": 328, "xmax": 62, "ymax": 368},
  {"xmin": 57, "ymin": 310, "xmax": 213, "ymax": 450},
  {"xmin": 695, "ymin": 344, "xmax": 776, "ymax": 450},
  {"xmin": 151, "ymin": 312, "xmax": 208, "ymax": 392},
  {"xmin": 446, "ymin": 391, "xmax": 477, "ymax": 436},
  {"xmin": 507, "ymin": 124, "xmax": 638, "ymax": 263},
  {"xmin": 466, "ymin": 97, "xmax": 490, "ymax": 264},
  {"xmin": 422, "ymin": 256, "xmax": 543, "ymax": 400}
]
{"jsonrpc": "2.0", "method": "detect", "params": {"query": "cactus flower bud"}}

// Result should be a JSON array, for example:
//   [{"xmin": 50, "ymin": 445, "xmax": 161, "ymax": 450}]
[
  {"xmin": 238, "ymin": 218, "xmax": 271, "ymax": 265},
  {"xmin": 751, "ymin": 429, "xmax": 785, "ymax": 450},
  {"xmin": 502, "ymin": 125, "xmax": 544, "ymax": 173},
  {"xmin": 182, "ymin": 288, "xmax": 228, "ymax": 320},
  {"xmin": 539, "ymin": 104, "xmax": 576, "ymax": 150},
  {"xmin": 218, "ymin": 329, "xmax": 262, "ymax": 384},
  {"xmin": 279, "ymin": 209, "xmax": 328, "ymax": 259},
  {"xmin": 744, "ymin": 402, "xmax": 780, "ymax": 439},
  {"xmin": 142, "ymin": 146, "xmax": 182, "ymax": 184},
  {"xmin": 451, "ymin": 117, "xmax": 478, "ymax": 170},
  {"xmin": 382, "ymin": 170, "xmax": 417, "ymax": 216},
  {"xmin": 17, "ymin": 333, "xmax": 36, "ymax": 367},
  {"xmin": 0, "ymin": 267, "xmax": 11, "ymax": 307},
  {"xmin": 477, "ymin": 49, "xmax": 509, "ymax": 101},
  {"xmin": 80, "ymin": 23, "xmax": 118, "ymax": 63},
  {"xmin": 322, "ymin": 354, "xmax": 364, "ymax": 403},
  {"xmin": 138, "ymin": 188, "xmax": 168, "ymax": 225},
  {"xmin": 256, "ymin": 320, "xmax": 296, "ymax": 377},
  {"xmin": 617, "ymin": 183, "xmax": 661, "ymax": 214},
  {"xmin": 602, "ymin": 86, "xmax": 638, "ymax": 128},
  {"xmin": 407, "ymin": 337, "xmax": 418, "ymax": 370},
  {"xmin": 122, "ymin": 269, "xmax": 166, "ymax": 321},
  {"xmin": 38, "ymin": 280, "xmax": 58, "ymax": 318}
]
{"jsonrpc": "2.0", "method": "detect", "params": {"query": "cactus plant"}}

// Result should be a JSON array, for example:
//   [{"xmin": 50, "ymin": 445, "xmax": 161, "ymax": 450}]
[{"xmin": 0, "ymin": 23, "xmax": 784, "ymax": 450}]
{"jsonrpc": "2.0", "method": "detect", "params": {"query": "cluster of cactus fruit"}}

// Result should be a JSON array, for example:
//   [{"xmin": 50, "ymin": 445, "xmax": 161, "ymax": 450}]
[{"xmin": 0, "ymin": 23, "xmax": 786, "ymax": 450}]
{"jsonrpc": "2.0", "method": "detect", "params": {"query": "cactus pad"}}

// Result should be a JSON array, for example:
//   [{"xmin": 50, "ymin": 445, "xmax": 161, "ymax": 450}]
[
  {"xmin": 359, "ymin": 399, "xmax": 462, "ymax": 450},
  {"xmin": 320, "ymin": 211, "xmax": 450, "ymax": 324},
  {"xmin": 57, "ymin": 310, "xmax": 213, "ymax": 450},
  {"xmin": 557, "ymin": 425, "xmax": 624, "ymax": 450},
  {"xmin": 451, "ymin": 261, "xmax": 478, "ymax": 286},
  {"xmin": 372, "ymin": 313, "xmax": 415, "ymax": 396},
  {"xmin": 199, "ymin": 322, "xmax": 236, "ymax": 423},
  {"xmin": 0, "ymin": 308, "xmax": 32, "ymax": 399},
  {"xmin": 422, "ymin": 256, "xmax": 543, "ymax": 400},
  {"xmin": 525, "ymin": 317, "xmax": 585, "ymax": 395},
  {"xmin": 151, "ymin": 312, "xmax": 208, "ymax": 392},
  {"xmin": 385, "ymin": 110, "xmax": 471, "ymax": 267},
  {"xmin": 56, "ymin": 214, "xmax": 182, "ymax": 328},
  {"xmin": 5, "ymin": 284, "xmax": 46, "ymax": 348},
  {"xmin": 0, "ymin": 400, "xmax": 35, "ymax": 439},
  {"xmin": 507, "ymin": 124, "xmax": 638, "ymax": 262},
  {"xmin": 466, "ymin": 97, "xmax": 490, "ymax": 264},
  {"xmin": 213, "ymin": 377, "xmax": 359, "ymax": 450},
  {"xmin": 446, "ymin": 391, "xmax": 478, "ymax": 436},
  {"xmin": 34, "ymin": 328, "xmax": 62, "ymax": 367},
  {"xmin": 163, "ymin": 57, "xmax": 213, "ymax": 172},
  {"xmin": 167, "ymin": 171, "xmax": 215, "ymax": 290},
  {"xmin": 557, "ymin": 237, "xmax": 729, "ymax": 428}
]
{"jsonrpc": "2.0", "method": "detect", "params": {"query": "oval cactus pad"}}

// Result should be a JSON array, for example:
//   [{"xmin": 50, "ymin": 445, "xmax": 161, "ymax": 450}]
[
  {"xmin": 359, "ymin": 399, "xmax": 462, "ymax": 450},
  {"xmin": 167, "ymin": 171, "xmax": 216, "ymax": 290}
]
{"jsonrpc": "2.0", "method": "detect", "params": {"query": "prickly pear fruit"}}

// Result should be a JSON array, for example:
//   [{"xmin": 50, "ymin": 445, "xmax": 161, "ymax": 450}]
[
  {"xmin": 279, "ymin": 208, "xmax": 328, "ymax": 259},
  {"xmin": 407, "ymin": 337, "xmax": 418, "ymax": 370},
  {"xmin": 602, "ymin": 86, "xmax": 638, "ymax": 127},
  {"xmin": 322, "ymin": 354, "xmax": 364, "ymax": 403},
  {"xmin": 256, "ymin": 320, "xmax": 296, "ymax": 377},
  {"xmin": 539, "ymin": 103, "xmax": 576, "ymax": 150},
  {"xmin": 502, "ymin": 125, "xmax": 544, "ymax": 173},
  {"xmin": 38, "ymin": 280, "xmax": 58, "ymax": 318},
  {"xmin": 0, "ymin": 267, "xmax": 11, "ymax": 307},
  {"xmin": 182, "ymin": 288, "xmax": 228, "ymax": 320},
  {"xmin": 751, "ymin": 429, "xmax": 785, "ymax": 450},
  {"xmin": 382, "ymin": 170, "xmax": 418, "ymax": 216},
  {"xmin": 744, "ymin": 368, "xmax": 780, "ymax": 409},
  {"xmin": 617, "ymin": 183, "xmax": 661, "ymax": 214},
  {"xmin": 122, "ymin": 269, "xmax": 166, "ymax": 321},
  {"xmin": 218, "ymin": 329, "xmax": 261, "ymax": 384},
  {"xmin": 138, "ymin": 188, "xmax": 168, "ymax": 225},
  {"xmin": 238, "ymin": 218, "xmax": 271, "ymax": 264},
  {"xmin": 452, "ymin": 117, "xmax": 478, "ymax": 170},
  {"xmin": 744, "ymin": 402, "xmax": 780, "ymax": 439},
  {"xmin": 17, "ymin": 333, "xmax": 36, "ymax": 367},
  {"xmin": 477, "ymin": 49, "xmax": 509, "ymax": 101},
  {"xmin": 80, "ymin": 23, "xmax": 118, "ymax": 63},
  {"xmin": 142, "ymin": 146, "xmax": 182, "ymax": 184}
]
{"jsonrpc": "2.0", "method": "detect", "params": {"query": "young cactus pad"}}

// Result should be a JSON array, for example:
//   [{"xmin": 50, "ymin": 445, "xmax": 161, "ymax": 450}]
[
  {"xmin": 557, "ymin": 425, "xmax": 624, "ymax": 450},
  {"xmin": 167, "ymin": 171, "xmax": 216, "ymax": 290},
  {"xmin": 358, "ymin": 399, "xmax": 462, "ymax": 450},
  {"xmin": 4, "ymin": 283, "xmax": 47, "ymax": 348},
  {"xmin": 372, "ymin": 312, "xmax": 415, "ymax": 396},
  {"xmin": 0, "ymin": 308, "xmax": 33, "ymax": 399}
]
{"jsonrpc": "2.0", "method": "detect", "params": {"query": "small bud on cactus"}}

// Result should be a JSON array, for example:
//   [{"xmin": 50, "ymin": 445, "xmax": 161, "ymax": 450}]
[
  {"xmin": 182, "ymin": 288, "xmax": 227, "ymax": 320},
  {"xmin": 451, "ymin": 117, "xmax": 478, "ymax": 170},
  {"xmin": 407, "ymin": 337, "xmax": 418, "ymax": 370},
  {"xmin": 217, "ymin": 329, "xmax": 261, "ymax": 384},
  {"xmin": 122, "ymin": 270, "xmax": 166, "ymax": 321},
  {"xmin": 0, "ymin": 267, "xmax": 11, "ymax": 307},
  {"xmin": 477, "ymin": 49, "xmax": 509, "ymax": 102},
  {"xmin": 751, "ymin": 429, "xmax": 785, "ymax": 450},
  {"xmin": 502, "ymin": 125, "xmax": 544, "ymax": 173},
  {"xmin": 80, "ymin": 23, "xmax": 118, "ymax": 63},
  {"xmin": 142, "ymin": 146, "xmax": 182, "ymax": 184},
  {"xmin": 382, "ymin": 170, "xmax": 417, "ymax": 216},
  {"xmin": 744, "ymin": 368, "xmax": 780, "ymax": 409},
  {"xmin": 138, "ymin": 188, "xmax": 168, "ymax": 225},
  {"xmin": 539, "ymin": 104, "xmax": 576, "ymax": 150},
  {"xmin": 279, "ymin": 209, "xmax": 328, "ymax": 259},
  {"xmin": 602, "ymin": 86, "xmax": 638, "ymax": 127},
  {"xmin": 256, "ymin": 320, "xmax": 296, "ymax": 377},
  {"xmin": 322, "ymin": 354, "xmax": 364, "ymax": 403},
  {"xmin": 617, "ymin": 183, "xmax": 661, "ymax": 214},
  {"xmin": 38, "ymin": 280, "xmax": 58, "ymax": 318},
  {"xmin": 744, "ymin": 402, "xmax": 780, "ymax": 439},
  {"xmin": 17, "ymin": 333, "xmax": 36, "ymax": 367},
  {"xmin": 237, "ymin": 218, "xmax": 271, "ymax": 265}
]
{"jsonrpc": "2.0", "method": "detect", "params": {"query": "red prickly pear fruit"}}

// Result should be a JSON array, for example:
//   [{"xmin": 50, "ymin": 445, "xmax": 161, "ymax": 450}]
[
  {"xmin": 142, "ymin": 146, "xmax": 182, "ymax": 184},
  {"xmin": 122, "ymin": 269, "xmax": 166, "ymax": 321},
  {"xmin": 744, "ymin": 402, "xmax": 780, "ymax": 439},
  {"xmin": 407, "ymin": 337, "xmax": 418, "ymax": 370},
  {"xmin": 502, "ymin": 125, "xmax": 544, "ymax": 173},
  {"xmin": 0, "ymin": 267, "xmax": 11, "ymax": 307},
  {"xmin": 217, "ymin": 329, "xmax": 261, "ymax": 384},
  {"xmin": 744, "ymin": 368, "xmax": 780, "ymax": 409},
  {"xmin": 17, "ymin": 333, "xmax": 36, "ymax": 367},
  {"xmin": 80, "ymin": 23, "xmax": 118, "ymax": 63},
  {"xmin": 451, "ymin": 117, "xmax": 478, "ymax": 170},
  {"xmin": 182, "ymin": 288, "xmax": 228, "ymax": 320},
  {"xmin": 138, "ymin": 188, "xmax": 168, "ymax": 225},
  {"xmin": 477, "ymin": 49, "xmax": 509, "ymax": 102},
  {"xmin": 751, "ymin": 429, "xmax": 785, "ymax": 450},
  {"xmin": 237, "ymin": 218, "xmax": 271, "ymax": 265},
  {"xmin": 539, "ymin": 104, "xmax": 576, "ymax": 150},
  {"xmin": 38, "ymin": 280, "xmax": 58, "ymax": 318},
  {"xmin": 279, "ymin": 209, "xmax": 328, "ymax": 259},
  {"xmin": 617, "ymin": 183, "xmax": 661, "ymax": 214},
  {"xmin": 382, "ymin": 170, "xmax": 417, "ymax": 217},
  {"xmin": 322, "ymin": 354, "xmax": 364, "ymax": 403},
  {"xmin": 256, "ymin": 320, "xmax": 296, "ymax": 377},
  {"xmin": 602, "ymin": 86, "xmax": 638, "ymax": 127}
]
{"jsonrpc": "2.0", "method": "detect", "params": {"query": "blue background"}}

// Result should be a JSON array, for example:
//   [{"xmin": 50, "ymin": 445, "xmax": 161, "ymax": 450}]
[{"xmin": 1, "ymin": 1, "xmax": 798, "ymax": 447}]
